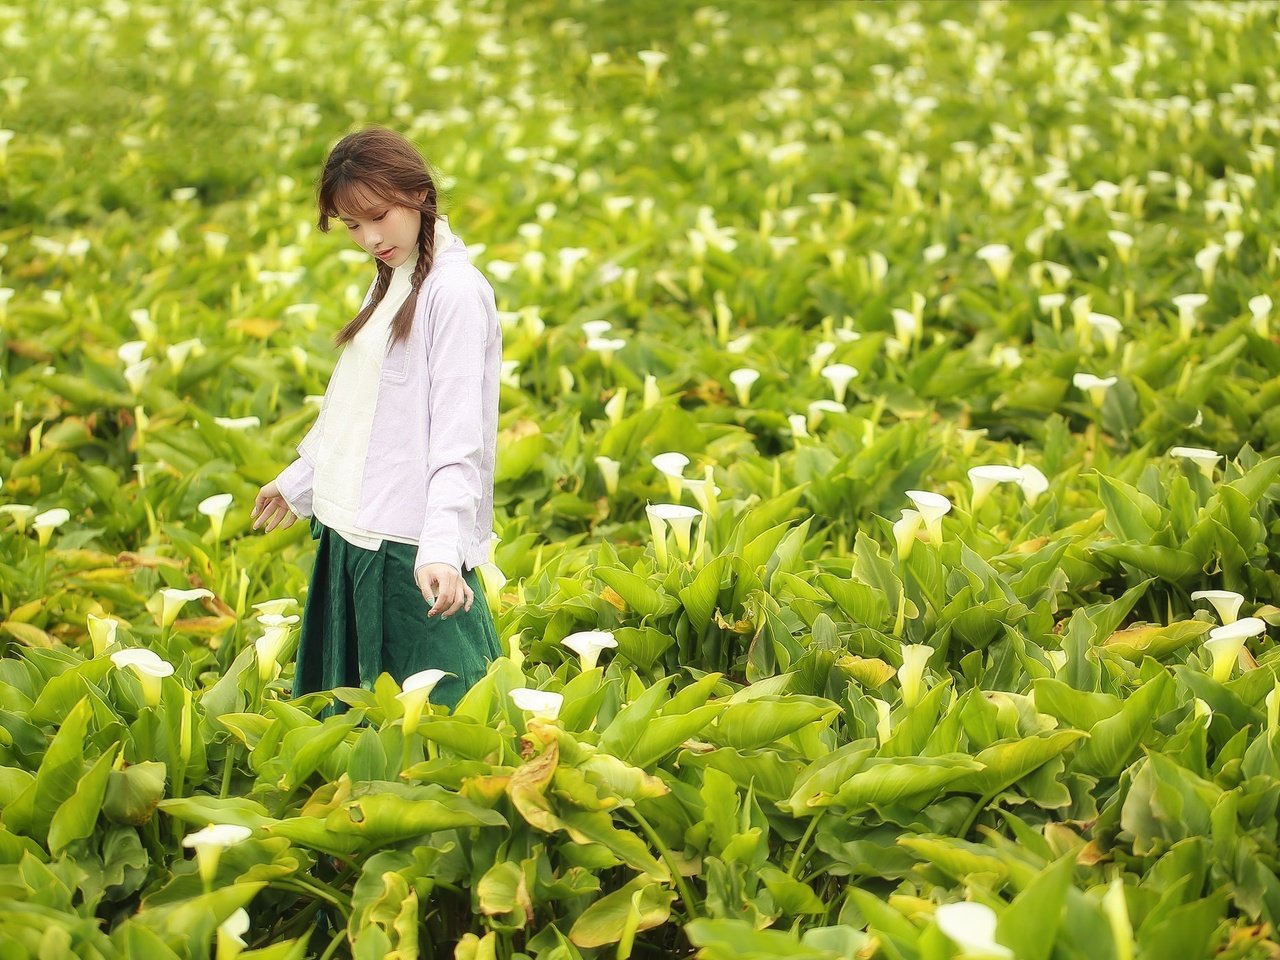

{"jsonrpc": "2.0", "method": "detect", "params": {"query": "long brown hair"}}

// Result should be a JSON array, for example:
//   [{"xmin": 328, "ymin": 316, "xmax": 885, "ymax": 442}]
[{"xmin": 316, "ymin": 126, "xmax": 442, "ymax": 348}]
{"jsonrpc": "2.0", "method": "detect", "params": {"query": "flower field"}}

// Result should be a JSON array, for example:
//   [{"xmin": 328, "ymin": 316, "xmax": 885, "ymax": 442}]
[{"xmin": 4, "ymin": 0, "xmax": 1280, "ymax": 957}]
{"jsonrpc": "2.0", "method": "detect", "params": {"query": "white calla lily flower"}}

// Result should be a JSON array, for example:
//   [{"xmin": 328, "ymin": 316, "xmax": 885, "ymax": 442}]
[
  {"xmin": 1087, "ymin": 312, "xmax": 1123, "ymax": 353},
  {"xmin": 729, "ymin": 367, "xmax": 760, "ymax": 405},
  {"xmin": 807, "ymin": 399, "xmax": 846, "ymax": 431},
  {"xmin": 1205, "ymin": 617, "xmax": 1266, "ymax": 682},
  {"xmin": 562, "ymin": 630, "xmax": 618, "ymax": 670},
  {"xmin": 251, "ymin": 597, "xmax": 299, "ymax": 618},
  {"xmin": 0, "ymin": 504, "xmax": 38, "ymax": 534},
  {"xmin": 898, "ymin": 644, "xmax": 934, "ymax": 709},
  {"xmin": 198, "ymin": 493, "xmax": 234, "ymax": 540},
  {"xmin": 1169, "ymin": 446, "xmax": 1221, "ymax": 478},
  {"xmin": 1172, "ymin": 293, "xmax": 1209, "ymax": 341},
  {"xmin": 1072, "ymin": 373, "xmax": 1117, "ymax": 407},
  {"xmin": 893, "ymin": 509, "xmax": 923, "ymax": 560},
  {"xmin": 651, "ymin": 453, "xmax": 690, "ymax": 502},
  {"xmin": 397, "ymin": 669, "xmax": 450, "ymax": 733},
  {"xmin": 183, "ymin": 823, "xmax": 252, "ymax": 888},
  {"xmin": 110, "ymin": 647, "xmax": 175, "ymax": 707},
  {"xmin": 936, "ymin": 902, "xmax": 1013, "ymax": 959},
  {"xmin": 510, "ymin": 687, "xmax": 564, "ymax": 720},
  {"xmin": 1191, "ymin": 589, "xmax": 1245, "ymax": 625},
  {"xmin": 254, "ymin": 625, "xmax": 293, "ymax": 683},
  {"xmin": 1249, "ymin": 294, "xmax": 1271, "ymax": 337},
  {"xmin": 32, "ymin": 507, "xmax": 70, "ymax": 547},
  {"xmin": 158, "ymin": 587, "xmax": 214, "ymax": 630},
  {"xmin": 1017, "ymin": 464, "xmax": 1050, "ymax": 506},
  {"xmin": 905, "ymin": 490, "xmax": 951, "ymax": 544},
  {"xmin": 975, "ymin": 243, "xmax": 1014, "ymax": 285},
  {"xmin": 595, "ymin": 456, "xmax": 621, "ymax": 496},
  {"xmin": 217, "ymin": 907, "xmax": 250, "ymax": 960},
  {"xmin": 646, "ymin": 502, "xmax": 701, "ymax": 562},
  {"xmin": 87, "ymin": 613, "xmax": 120, "ymax": 657},
  {"xmin": 820, "ymin": 363, "xmax": 858, "ymax": 404},
  {"xmin": 967, "ymin": 465, "xmax": 1024, "ymax": 511}
]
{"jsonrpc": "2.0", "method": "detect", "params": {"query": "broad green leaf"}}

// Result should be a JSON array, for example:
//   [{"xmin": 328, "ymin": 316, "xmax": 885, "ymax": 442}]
[
  {"xmin": 48, "ymin": 744, "xmax": 118, "ymax": 854},
  {"xmin": 1073, "ymin": 671, "xmax": 1173, "ymax": 778},
  {"xmin": 569, "ymin": 877, "xmax": 674, "ymax": 948}
]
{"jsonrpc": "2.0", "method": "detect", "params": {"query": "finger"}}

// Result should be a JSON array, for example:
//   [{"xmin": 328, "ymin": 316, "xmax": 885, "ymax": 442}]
[
  {"xmin": 280, "ymin": 511, "xmax": 297, "ymax": 529},
  {"xmin": 265, "ymin": 504, "xmax": 286, "ymax": 532},
  {"xmin": 434, "ymin": 582, "xmax": 460, "ymax": 617},
  {"xmin": 463, "ymin": 584, "xmax": 474, "ymax": 612},
  {"xmin": 252, "ymin": 498, "xmax": 277, "ymax": 529},
  {"xmin": 442, "ymin": 588, "xmax": 464, "ymax": 617}
]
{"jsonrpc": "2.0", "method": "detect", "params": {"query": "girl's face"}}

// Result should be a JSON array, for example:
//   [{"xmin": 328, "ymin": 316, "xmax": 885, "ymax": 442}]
[{"xmin": 337, "ymin": 188, "xmax": 425, "ymax": 269}]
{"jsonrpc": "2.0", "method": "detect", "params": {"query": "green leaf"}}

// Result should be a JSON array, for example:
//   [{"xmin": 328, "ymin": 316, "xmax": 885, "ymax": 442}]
[
  {"xmin": 1073, "ymin": 671, "xmax": 1173, "ymax": 778},
  {"xmin": 1097, "ymin": 474, "xmax": 1162, "ymax": 541},
  {"xmin": 996, "ymin": 854, "xmax": 1075, "ymax": 960},
  {"xmin": 569, "ymin": 877, "xmax": 674, "ymax": 948},
  {"xmin": 48, "ymin": 744, "xmax": 119, "ymax": 854},
  {"xmin": 1102, "ymin": 619, "xmax": 1211, "ymax": 661},
  {"xmin": 711, "ymin": 698, "xmax": 839, "ymax": 751}
]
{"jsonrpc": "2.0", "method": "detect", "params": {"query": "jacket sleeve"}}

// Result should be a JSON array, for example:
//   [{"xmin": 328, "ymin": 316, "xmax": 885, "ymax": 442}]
[
  {"xmin": 274, "ymin": 418, "xmax": 322, "ymax": 518},
  {"xmin": 414, "ymin": 267, "xmax": 494, "ymax": 575}
]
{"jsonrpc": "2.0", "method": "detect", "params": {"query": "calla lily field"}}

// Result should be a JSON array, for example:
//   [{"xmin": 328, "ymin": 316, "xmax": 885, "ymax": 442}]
[{"xmin": 4, "ymin": 1, "xmax": 1280, "ymax": 957}]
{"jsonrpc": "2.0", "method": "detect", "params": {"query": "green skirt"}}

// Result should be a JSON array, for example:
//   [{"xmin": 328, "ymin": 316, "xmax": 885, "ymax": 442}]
[{"xmin": 292, "ymin": 516, "xmax": 502, "ymax": 713}]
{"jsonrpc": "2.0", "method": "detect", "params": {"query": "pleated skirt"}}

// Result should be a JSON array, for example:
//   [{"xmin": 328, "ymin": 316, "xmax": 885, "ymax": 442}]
[{"xmin": 292, "ymin": 517, "xmax": 502, "ymax": 713}]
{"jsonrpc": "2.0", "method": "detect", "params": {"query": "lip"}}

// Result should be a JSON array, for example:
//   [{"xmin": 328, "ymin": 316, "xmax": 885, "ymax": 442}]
[{"xmin": 376, "ymin": 247, "xmax": 395, "ymax": 259}]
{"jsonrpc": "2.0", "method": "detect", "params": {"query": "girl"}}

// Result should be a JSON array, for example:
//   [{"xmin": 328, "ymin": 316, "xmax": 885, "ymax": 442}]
[{"xmin": 249, "ymin": 126, "xmax": 503, "ymax": 713}]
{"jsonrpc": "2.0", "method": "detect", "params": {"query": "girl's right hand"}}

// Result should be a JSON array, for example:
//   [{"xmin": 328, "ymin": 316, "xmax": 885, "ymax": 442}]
[{"xmin": 251, "ymin": 480, "xmax": 299, "ymax": 533}]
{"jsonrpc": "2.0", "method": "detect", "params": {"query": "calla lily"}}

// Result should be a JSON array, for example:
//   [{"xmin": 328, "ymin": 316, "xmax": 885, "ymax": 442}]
[
  {"xmin": 807, "ymin": 399, "xmax": 846, "ymax": 430},
  {"xmin": 0, "ymin": 504, "xmax": 37, "ymax": 533},
  {"xmin": 213, "ymin": 416, "xmax": 260, "ymax": 430},
  {"xmin": 510, "ymin": 687, "xmax": 564, "ymax": 720},
  {"xmin": 682, "ymin": 469, "xmax": 721, "ymax": 520},
  {"xmin": 123, "ymin": 357, "xmax": 153, "ymax": 395},
  {"xmin": 1087, "ymin": 312, "xmax": 1123, "ymax": 352},
  {"xmin": 967, "ymin": 465, "xmax": 1024, "ymax": 511},
  {"xmin": 595, "ymin": 455, "xmax": 621, "ymax": 495},
  {"xmin": 809, "ymin": 340, "xmax": 837, "ymax": 375},
  {"xmin": 651, "ymin": 453, "xmax": 690, "ymax": 502},
  {"xmin": 198, "ymin": 493, "xmax": 234, "ymax": 540},
  {"xmin": 820, "ymin": 363, "xmax": 858, "ymax": 404},
  {"xmin": 254, "ymin": 624, "xmax": 293, "ymax": 683},
  {"xmin": 182, "ymin": 823, "xmax": 252, "ymax": 889},
  {"xmin": 251, "ymin": 597, "xmax": 299, "ymax": 618},
  {"xmin": 787, "ymin": 413, "xmax": 809, "ymax": 438},
  {"xmin": 1018, "ymin": 464, "xmax": 1050, "ymax": 506},
  {"xmin": 586, "ymin": 337, "xmax": 626, "ymax": 369},
  {"xmin": 110, "ymin": 647, "xmax": 175, "ymax": 707},
  {"xmin": 1172, "ymin": 293, "xmax": 1208, "ymax": 341},
  {"xmin": 1195, "ymin": 242, "xmax": 1222, "ymax": 287},
  {"xmin": 1072, "ymin": 373, "xmax": 1117, "ymax": 407},
  {"xmin": 1191, "ymin": 589, "xmax": 1245, "ymax": 624},
  {"xmin": 643, "ymin": 373, "xmax": 661, "ymax": 409},
  {"xmin": 729, "ymin": 367, "xmax": 759, "ymax": 405},
  {"xmin": 975, "ymin": 243, "xmax": 1014, "ymax": 285},
  {"xmin": 158, "ymin": 587, "xmax": 214, "ymax": 630},
  {"xmin": 646, "ymin": 503, "xmax": 701, "ymax": 562},
  {"xmin": 891, "ymin": 309, "xmax": 919, "ymax": 348},
  {"xmin": 87, "ymin": 613, "xmax": 119, "ymax": 657},
  {"xmin": 935, "ymin": 901, "xmax": 1013, "ymax": 959},
  {"xmin": 957, "ymin": 428, "xmax": 988, "ymax": 456},
  {"xmin": 893, "ymin": 509, "xmax": 923, "ymax": 560},
  {"xmin": 870, "ymin": 698, "xmax": 892, "ymax": 743},
  {"xmin": 604, "ymin": 387, "xmax": 627, "ymax": 425},
  {"xmin": 898, "ymin": 644, "xmax": 934, "ymax": 709},
  {"xmin": 32, "ymin": 507, "xmax": 70, "ymax": 547},
  {"xmin": 1249, "ymin": 294, "xmax": 1271, "ymax": 337},
  {"xmin": 397, "ymin": 669, "xmax": 449, "ymax": 733},
  {"xmin": 166, "ymin": 338, "xmax": 205, "ymax": 375},
  {"xmin": 1108, "ymin": 230, "xmax": 1134, "ymax": 265},
  {"xmin": 1169, "ymin": 445, "xmax": 1221, "ymax": 478},
  {"xmin": 217, "ymin": 907, "xmax": 249, "ymax": 960},
  {"xmin": 905, "ymin": 490, "xmax": 951, "ymax": 544},
  {"xmin": 637, "ymin": 49, "xmax": 668, "ymax": 90},
  {"xmin": 1205, "ymin": 617, "xmax": 1266, "ymax": 682},
  {"xmin": 582, "ymin": 319, "xmax": 612, "ymax": 340},
  {"xmin": 117, "ymin": 340, "xmax": 147, "ymax": 366},
  {"xmin": 1102, "ymin": 878, "xmax": 1132, "ymax": 960},
  {"xmin": 562, "ymin": 630, "xmax": 617, "ymax": 670}
]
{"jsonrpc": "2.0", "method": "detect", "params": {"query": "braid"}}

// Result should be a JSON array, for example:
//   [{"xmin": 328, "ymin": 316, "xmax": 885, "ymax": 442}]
[
  {"xmin": 389, "ymin": 180, "xmax": 437, "ymax": 347},
  {"xmin": 334, "ymin": 261, "xmax": 392, "ymax": 348}
]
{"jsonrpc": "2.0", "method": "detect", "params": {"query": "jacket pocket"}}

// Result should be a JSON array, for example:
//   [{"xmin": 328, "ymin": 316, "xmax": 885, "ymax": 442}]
[{"xmin": 382, "ymin": 337, "xmax": 410, "ymax": 382}]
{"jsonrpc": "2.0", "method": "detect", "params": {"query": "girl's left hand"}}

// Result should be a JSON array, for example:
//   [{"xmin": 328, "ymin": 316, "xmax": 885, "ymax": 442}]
[{"xmin": 416, "ymin": 563, "xmax": 474, "ymax": 618}]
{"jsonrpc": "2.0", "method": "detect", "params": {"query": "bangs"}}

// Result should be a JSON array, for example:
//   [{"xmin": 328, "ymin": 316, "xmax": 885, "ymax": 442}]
[{"xmin": 327, "ymin": 179, "xmax": 393, "ymax": 220}]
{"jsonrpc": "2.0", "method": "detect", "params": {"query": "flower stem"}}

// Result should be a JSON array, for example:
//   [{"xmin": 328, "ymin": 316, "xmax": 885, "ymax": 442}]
[
  {"xmin": 624, "ymin": 806, "xmax": 700, "ymax": 920},
  {"xmin": 787, "ymin": 810, "xmax": 825, "ymax": 878}
]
